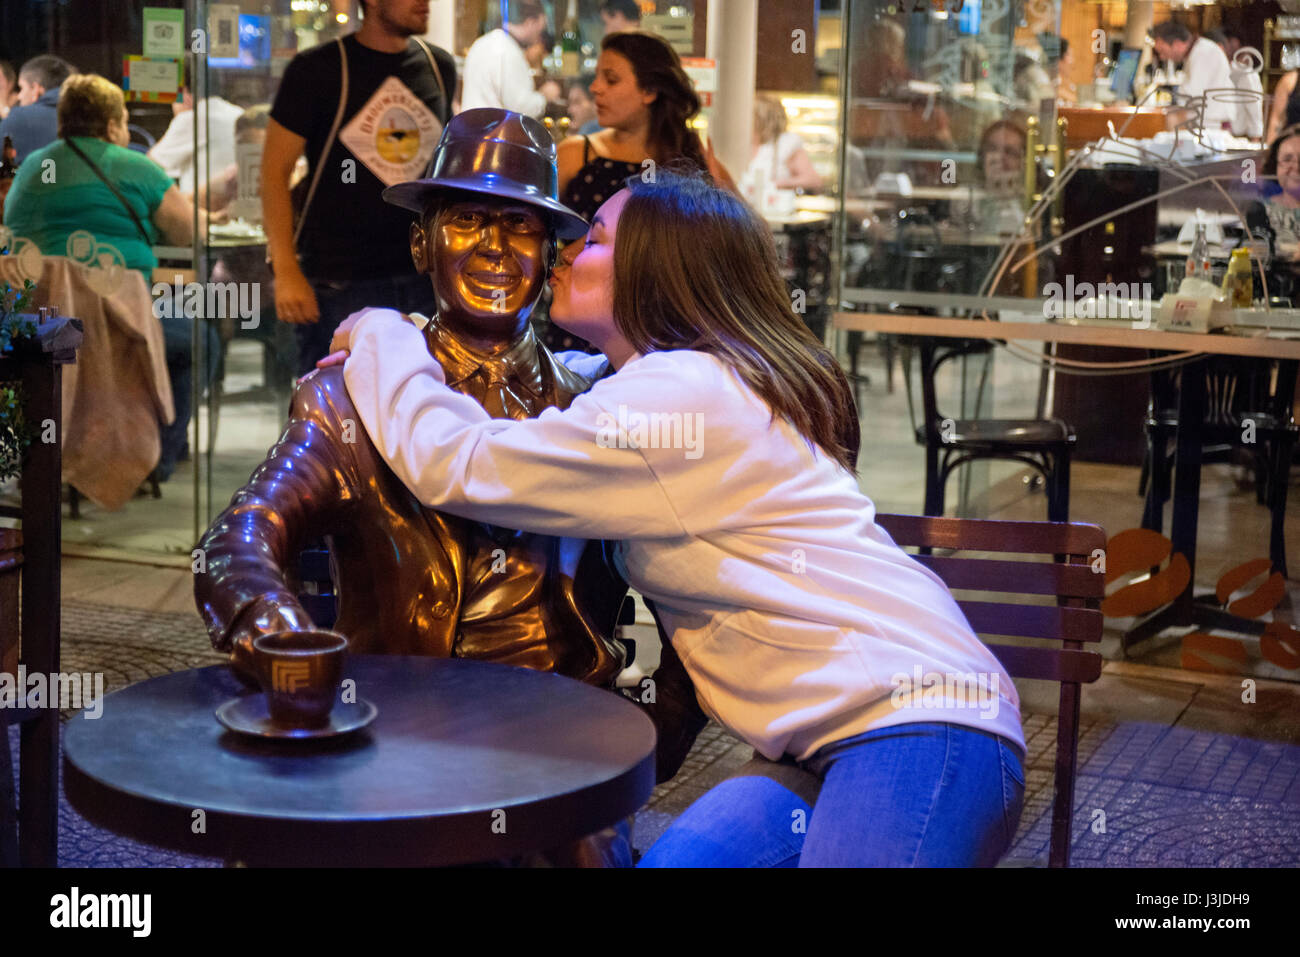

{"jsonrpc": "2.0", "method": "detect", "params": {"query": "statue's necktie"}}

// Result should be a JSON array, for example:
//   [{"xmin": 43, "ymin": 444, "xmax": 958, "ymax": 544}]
[{"xmin": 478, "ymin": 361, "xmax": 536, "ymax": 420}]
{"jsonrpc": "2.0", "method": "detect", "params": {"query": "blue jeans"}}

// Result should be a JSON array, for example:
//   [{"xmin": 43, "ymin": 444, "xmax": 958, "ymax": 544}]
[
  {"xmin": 296, "ymin": 274, "xmax": 435, "ymax": 376},
  {"xmin": 638, "ymin": 722, "xmax": 1026, "ymax": 867}
]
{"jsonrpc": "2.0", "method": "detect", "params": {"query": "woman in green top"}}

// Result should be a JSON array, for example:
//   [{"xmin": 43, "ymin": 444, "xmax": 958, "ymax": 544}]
[{"xmin": 4, "ymin": 73, "xmax": 217, "ymax": 483}]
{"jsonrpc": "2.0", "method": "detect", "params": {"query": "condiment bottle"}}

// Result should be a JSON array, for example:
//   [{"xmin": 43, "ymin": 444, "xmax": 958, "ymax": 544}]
[{"xmin": 1221, "ymin": 247, "xmax": 1254, "ymax": 307}]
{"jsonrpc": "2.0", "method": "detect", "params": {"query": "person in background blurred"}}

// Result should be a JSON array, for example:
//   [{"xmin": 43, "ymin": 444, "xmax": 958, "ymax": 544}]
[
  {"xmin": 599, "ymin": 0, "xmax": 642, "ymax": 35},
  {"xmin": 548, "ymin": 31, "xmax": 734, "ymax": 351},
  {"xmin": 946, "ymin": 119, "xmax": 1029, "ymax": 235},
  {"xmin": 194, "ymin": 104, "xmax": 271, "ymax": 220},
  {"xmin": 1206, "ymin": 27, "xmax": 1263, "ymax": 139},
  {"xmin": 1267, "ymin": 71, "xmax": 1297, "ymax": 145},
  {"xmin": 539, "ymin": 76, "xmax": 564, "ymax": 106},
  {"xmin": 1013, "ymin": 47, "xmax": 1054, "ymax": 112},
  {"xmin": 1262, "ymin": 126, "xmax": 1300, "ymax": 262},
  {"xmin": 3, "ymin": 74, "xmax": 216, "ymax": 482},
  {"xmin": 1150, "ymin": 19, "xmax": 1235, "ymax": 132},
  {"xmin": 558, "ymin": 31, "xmax": 733, "ymax": 223},
  {"xmin": 1038, "ymin": 33, "xmax": 1075, "ymax": 105},
  {"xmin": 262, "ymin": 0, "xmax": 454, "ymax": 376},
  {"xmin": 567, "ymin": 76, "xmax": 601, "ymax": 136},
  {"xmin": 848, "ymin": 18, "xmax": 954, "ymax": 187},
  {"xmin": 148, "ymin": 85, "xmax": 244, "ymax": 196},
  {"xmin": 0, "ymin": 54, "xmax": 76, "ymax": 162},
  {"xmin": 461, "ymin": 0, "xmax": 550, "ymax": 118},
  {"xmin": 744, "ymin": 93, "xmax": 822, "ymax": 194},
  {"xmin": 0, "ymin": 61, "xmax": 19, "ymax": 120}
]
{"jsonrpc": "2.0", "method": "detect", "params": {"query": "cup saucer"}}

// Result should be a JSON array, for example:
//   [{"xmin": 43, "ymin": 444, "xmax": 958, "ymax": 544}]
[{"xmin": 215, "ymin": 694, "xmax": 378, "ymax": 740}]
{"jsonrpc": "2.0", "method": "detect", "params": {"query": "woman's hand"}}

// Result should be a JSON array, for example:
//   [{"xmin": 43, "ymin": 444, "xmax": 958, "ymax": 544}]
[{"xmin": 316, "ymin": 308, "xmax": 403, "ymax": 368}]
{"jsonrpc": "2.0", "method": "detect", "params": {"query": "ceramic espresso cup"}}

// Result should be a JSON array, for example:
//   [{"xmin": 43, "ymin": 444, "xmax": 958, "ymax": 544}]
[{"xmin": 251, "ymin": 630, "xmax": 348, "ymax": 729}]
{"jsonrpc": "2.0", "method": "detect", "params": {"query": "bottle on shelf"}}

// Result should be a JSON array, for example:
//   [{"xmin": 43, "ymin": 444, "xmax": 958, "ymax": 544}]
[
  {"xmin": 0, "ymin": 136, "xmax": 17, "ymax": 181},
  {"xmin": 1185, "ymin": 222, "xmax": 1211, "ymax": 280},
  {"xmin": 0, "ymin": 135, "xmax": 19, "ymax": 225},
  {"xmin": 560, "ymin": 15, "xmax": 582, "ymax": 78}
]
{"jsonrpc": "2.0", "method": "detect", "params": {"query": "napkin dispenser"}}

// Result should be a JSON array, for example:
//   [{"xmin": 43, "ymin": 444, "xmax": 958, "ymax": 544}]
[{"xmin": 1155, "ymin": 277, "xmax": 1233, "ymax": 332}]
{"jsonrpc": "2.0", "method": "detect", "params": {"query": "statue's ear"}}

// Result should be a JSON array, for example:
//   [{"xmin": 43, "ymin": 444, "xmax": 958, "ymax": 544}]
[{"xmin": 410, "ymin": 219, "xmax": 430, "ymax": 273}]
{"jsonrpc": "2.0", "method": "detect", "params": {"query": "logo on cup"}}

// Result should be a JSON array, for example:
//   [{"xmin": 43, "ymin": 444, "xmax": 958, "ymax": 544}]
[{"xmin": 270, "ymin": 659, "xmax": 312, "ymax": 694}]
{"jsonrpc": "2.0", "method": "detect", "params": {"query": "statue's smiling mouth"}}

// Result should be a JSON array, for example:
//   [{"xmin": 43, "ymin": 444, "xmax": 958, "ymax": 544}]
[{"xmin": 466, "ymin": 271, "xmax": 520, "ymax": 287}]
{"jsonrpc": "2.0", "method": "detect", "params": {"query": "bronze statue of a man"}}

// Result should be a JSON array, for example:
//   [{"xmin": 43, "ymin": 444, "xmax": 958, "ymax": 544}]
[{"xmin": 195, "ymin": 110, "xmax": 704, "ymax": 786}]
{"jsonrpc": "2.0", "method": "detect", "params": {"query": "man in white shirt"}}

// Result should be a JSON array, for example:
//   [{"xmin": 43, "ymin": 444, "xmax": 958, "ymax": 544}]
[
  {"xmin": 148, "ymin": 87, "xmax": 245, "ymax": 195},
  {"xmin": 460, "ymin": 0, "xmax": 550, "ymax": 118},
  {"xmin": 1151, "ymin": 20, "xmax": 1236, "ymax": 134},
  {"xmin": 1206, "ymin": 27, "xmax": 1264, "ymax": 140}
]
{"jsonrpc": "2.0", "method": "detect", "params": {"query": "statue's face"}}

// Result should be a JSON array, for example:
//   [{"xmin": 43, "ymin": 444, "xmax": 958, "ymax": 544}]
[{"xmin": 413, "ymin": 198, "xmax": 551, "ymax": 345}]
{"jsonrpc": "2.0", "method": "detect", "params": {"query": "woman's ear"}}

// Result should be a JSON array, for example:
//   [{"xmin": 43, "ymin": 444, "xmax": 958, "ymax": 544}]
[{"xmin": 410, "ymin": 219, "xmax": 429, "ymax": 273}]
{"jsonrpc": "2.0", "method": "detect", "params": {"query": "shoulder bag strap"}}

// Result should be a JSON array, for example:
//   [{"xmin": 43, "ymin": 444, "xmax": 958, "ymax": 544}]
[
  {"xmin": 292, "ymin": 37, "xmax": 350, "ymax": 248},
  {"xmin": 412, "ymin": 36, "xmax": 449, "ymax": 117},
  {"xmin": 61, "ymin": 136, "xmax": 152, "ymax": 245}
]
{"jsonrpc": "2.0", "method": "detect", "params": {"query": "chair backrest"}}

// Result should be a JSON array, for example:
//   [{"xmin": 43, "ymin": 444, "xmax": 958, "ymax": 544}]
[
  {"xmin": 875, "ymin": 511, "xmax": 1106, "ymax": 868},
  {"xmin": 914, "ymin": 337, "xmax": 995, "ymax": 445}
]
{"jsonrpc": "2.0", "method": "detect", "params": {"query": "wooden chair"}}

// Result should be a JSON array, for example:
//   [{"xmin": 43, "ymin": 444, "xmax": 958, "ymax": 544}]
[{"xmin": 874, "ymin": 512, "xmax": 1106, "ymax": 868}]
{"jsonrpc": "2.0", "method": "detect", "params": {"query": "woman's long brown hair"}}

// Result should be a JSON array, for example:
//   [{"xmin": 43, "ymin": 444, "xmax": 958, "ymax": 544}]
[
  {"xmin": 612, "ymin": 168, "xmax": 860, "ymax": 472},
  {"xmin": 601, "ymin": 32, "xmax": 709, "ymax": 173}
]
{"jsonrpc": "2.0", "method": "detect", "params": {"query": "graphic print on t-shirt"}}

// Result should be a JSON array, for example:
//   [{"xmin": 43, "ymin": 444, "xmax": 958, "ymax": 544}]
[{"xmin": 338, "ymin": 75, "xmax": 442, "ymax": 187}]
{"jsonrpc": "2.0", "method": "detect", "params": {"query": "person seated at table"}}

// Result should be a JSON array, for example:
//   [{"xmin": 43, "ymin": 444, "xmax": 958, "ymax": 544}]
[
  {"xmin": 1261, "ymin": 125, "xmax": 1300, "ymax": 262},
  {"xmin": 0, "ymin": 55, "xmax": 76, "ymax": 163},
  {"xmin": 566, "ymin": 76, "xmax": 602, "ymax": 137},
  {"xmin": 193, "ymin": 104, "xmax": 271, "ymax": 221},
  {"xmin": 2, "ymin": 73, "xmax": 219, "ymax": 483},
  {"xmin": 148, "ymin": 84, "xmax": 244, "ymax": 199},
  {"xmin": 742, "ymin": 94, "xmax": 823, "ymax": 196},
  {"xmin": 329, "ymin": 168, "xmax": 1027, "ymax": 867},
  {"xmin": 0, "ymin": 61, "xmax": 19, "ymax": 121}
]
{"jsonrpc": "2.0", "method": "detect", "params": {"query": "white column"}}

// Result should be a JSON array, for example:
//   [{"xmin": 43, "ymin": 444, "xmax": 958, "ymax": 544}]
[
  {"xmin": 1124, "ymin": 0, "xmax": 1154, "ymax": 50},
  {"xmin": 425, "ymin": 0, "xmax": 457, "ymax": 53},
  {"xmin": 705, "ymin": 0, "xmax": 758, "ymax": 179}
]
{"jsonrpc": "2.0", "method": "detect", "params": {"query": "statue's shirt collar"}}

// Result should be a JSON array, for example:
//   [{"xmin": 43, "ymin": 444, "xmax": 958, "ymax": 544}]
[{"xmin": 420, "ymin": 315, "xmax": 550, "ymax": 417}]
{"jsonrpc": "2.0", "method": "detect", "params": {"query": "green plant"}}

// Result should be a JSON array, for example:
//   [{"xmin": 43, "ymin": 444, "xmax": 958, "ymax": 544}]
[{"xmin": 0, "ymin": 278, "xmax": 37, "ymax": 482}]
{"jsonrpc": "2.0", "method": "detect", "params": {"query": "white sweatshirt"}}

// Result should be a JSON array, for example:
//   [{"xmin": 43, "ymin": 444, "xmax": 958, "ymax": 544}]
[
  {"xmin": 343, "ymin": 310, "xmax": 1025, "ymax": 762},
  {"xmin": 459, "ymin": 28, "xmax": 547, "ymax": 119}
]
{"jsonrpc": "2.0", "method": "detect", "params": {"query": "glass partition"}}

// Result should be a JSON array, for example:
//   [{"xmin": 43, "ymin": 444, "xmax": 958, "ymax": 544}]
[
  {"xmin": 192, "ymin": 0, "xmax": 357, "ymax": 544},
  {"xmin": 837, "ymin": 0, "xmax": 1063, "ymax": 315}
]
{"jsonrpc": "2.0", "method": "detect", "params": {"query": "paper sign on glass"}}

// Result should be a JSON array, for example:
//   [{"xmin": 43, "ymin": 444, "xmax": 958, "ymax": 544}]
[
  {"xmin": 209, "ymin": 4, "xmax": 240, "ymax": 59},
  {"xmin": 143, "ymin": 7, "xmax": 185, "ymax": 58},
  {"xmin": 123, "ymin": 57, "xmax": 181, "ymax": 102}
]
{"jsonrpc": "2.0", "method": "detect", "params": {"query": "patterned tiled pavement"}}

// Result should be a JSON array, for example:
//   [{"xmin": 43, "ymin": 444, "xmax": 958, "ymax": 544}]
[{"xmin": 7, "ymin": 600, "xmax": 1300, "ymax": 866}]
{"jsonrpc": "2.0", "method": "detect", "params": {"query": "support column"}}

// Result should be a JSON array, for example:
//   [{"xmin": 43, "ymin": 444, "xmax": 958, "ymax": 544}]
[
  {"xmin": 705, "ymin": 0, "xmax": 758, "ymax": 180},
  {"xmin": 1124, "ymin": 0, "xmax": 1154, "ymax": 49}
]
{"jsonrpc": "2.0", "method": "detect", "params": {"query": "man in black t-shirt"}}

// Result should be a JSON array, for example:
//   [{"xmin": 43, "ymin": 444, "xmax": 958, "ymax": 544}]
[{"xmin": 263, "ymin": 0, "xmax": 455, "ymax": 375}]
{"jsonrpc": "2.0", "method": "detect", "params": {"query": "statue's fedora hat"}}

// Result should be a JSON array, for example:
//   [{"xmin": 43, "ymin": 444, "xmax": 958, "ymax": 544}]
[{"xmin": 383, "ymin": 108, "xmax": 589, "ymax": 239}]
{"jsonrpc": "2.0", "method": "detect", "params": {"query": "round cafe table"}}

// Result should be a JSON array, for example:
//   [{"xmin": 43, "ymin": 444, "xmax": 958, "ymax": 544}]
[{"xmin": 63, "ymin": 656, "xmax": 657, "ymax": 866}]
